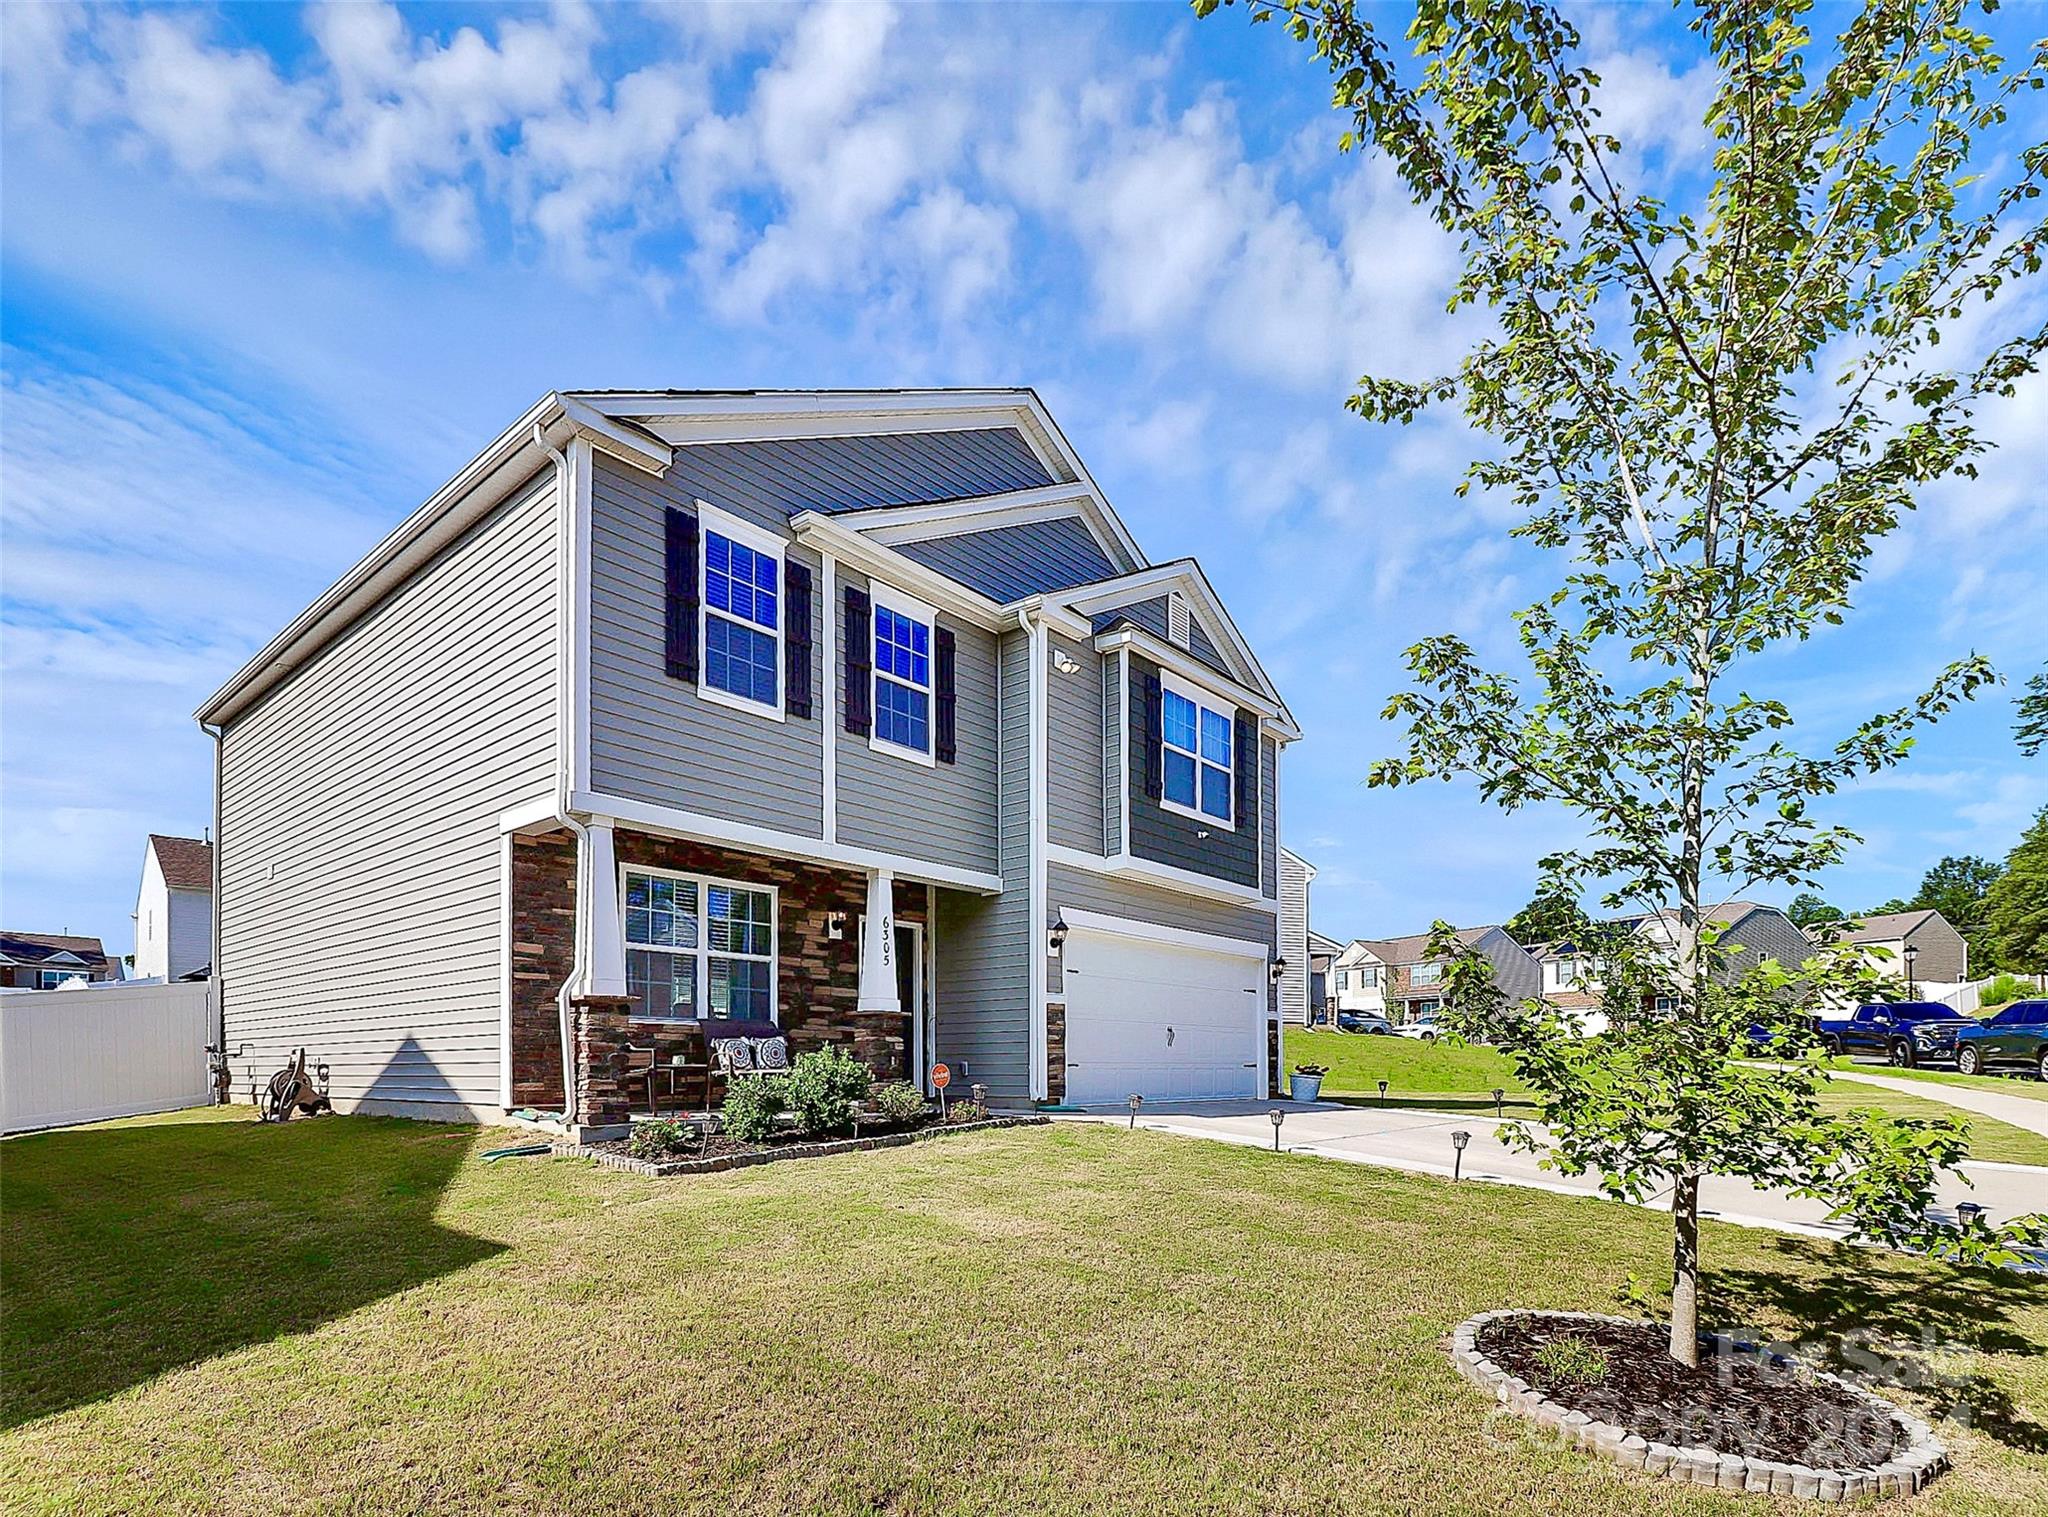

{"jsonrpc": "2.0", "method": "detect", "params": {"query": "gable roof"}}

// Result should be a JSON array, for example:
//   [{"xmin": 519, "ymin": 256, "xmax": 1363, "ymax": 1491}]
[
  {"xmin": 148, "ymin": 834, "xmax": 214, "ymax": 892},
  {"xmin": 1832, "ymin": 908, "xmax": 1942, "ymax": 944},
  {"xmin": 1357, "ymin": 925, "xmax": 1496, "ymax": 967},
  {"xmin": 0, "ymin": 932, "xmax": 110, "ymax": 968},
  {"xmin": 1306, "ymin": 929, "xmax": 1346, "ymax": 955},
  {"xmin": 893, "ymin": 513, "xmax": 1120, "ymax": 601}
]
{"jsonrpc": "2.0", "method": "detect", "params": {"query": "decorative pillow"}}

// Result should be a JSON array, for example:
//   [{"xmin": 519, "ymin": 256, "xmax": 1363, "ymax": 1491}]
[
  {"xmin": 749, "ymin": 1037, "xmax": 790, "ymax": 1072},
  {"xmin": 711, "ymin": 1038, "xmax": 756, "ymax": 1074}
]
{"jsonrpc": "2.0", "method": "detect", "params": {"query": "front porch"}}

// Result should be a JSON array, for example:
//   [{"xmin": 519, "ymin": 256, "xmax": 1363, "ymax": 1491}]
[{"xmin": 509, "ymin": 828, "xmax": 940, "ymax": 1132}]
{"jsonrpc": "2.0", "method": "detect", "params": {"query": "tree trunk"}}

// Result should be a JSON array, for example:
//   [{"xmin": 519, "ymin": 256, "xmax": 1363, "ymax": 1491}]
[{"xmin": 1669, "ymin": 1171, "xmax": 1701, "ymax": 1368}]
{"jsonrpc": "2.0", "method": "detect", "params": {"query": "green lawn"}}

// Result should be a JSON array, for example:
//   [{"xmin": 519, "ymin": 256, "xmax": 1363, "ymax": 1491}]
[
  {"xmin": 1289, "ymin": 1029, "xmax": 2048, "ymax": 1164},
  {"xmin": 5, "ymin": 1108, "xmax": 2046, "ymax": 1515}
]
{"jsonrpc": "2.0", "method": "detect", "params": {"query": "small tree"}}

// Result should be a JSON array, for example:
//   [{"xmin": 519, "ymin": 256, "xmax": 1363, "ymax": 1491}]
[
  {"xmin": 1504, "ymin": 883, "xmax": 1588, "ymax": 945},
  {"xmin": 1785, "ymin": 892, "xmax": 1843, "ymax": 930},
  {"xmin": 1201, "ymin": 0, "xmax": 2048, "ymax": 1363},
  {"xmin": 2016, "ymin": 664, "xmax": 2048, "ymax": 758},
  {"xmin": 1985, "ymin": 806, "xmax": 2048, "ymax": 976}
]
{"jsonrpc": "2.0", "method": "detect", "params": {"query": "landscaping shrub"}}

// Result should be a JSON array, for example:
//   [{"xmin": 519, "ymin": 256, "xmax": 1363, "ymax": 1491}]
[
  {"xmin": 871, "ymin": 1081, "xmax": 929, "ymax": 1127},
  {"xmin": 1979, "ymin": 973, "xmax": 2032, "ymax": 1011},
  {"xmin": 722, "ymin": 1076, "xmax": 789, "ymax": 1142},
  {"xmin": 785, "ymin": 1048, "xmax": 871, "ymax": 1135},
  {"xmin": 626, "ymin": 1117, "xmax": 699, "ymax": 1160},
  {"xmin": 946, "ymin": 1099, "xmax": 988, "ymax": 1125},
  {"xmin": 1532, "ymin": 1334, "xmax": 1610, "ymax": 1388}
]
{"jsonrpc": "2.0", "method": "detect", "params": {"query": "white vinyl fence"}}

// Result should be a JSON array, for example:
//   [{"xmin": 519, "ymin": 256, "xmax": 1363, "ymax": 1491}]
[{"xmin": 1, "ymin": 980, "xmax": 216, "ymax": 1133}]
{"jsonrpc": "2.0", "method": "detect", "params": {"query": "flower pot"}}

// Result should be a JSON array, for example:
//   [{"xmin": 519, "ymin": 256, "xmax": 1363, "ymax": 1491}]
[{"xmin": 1289, "ymin": 1072, "xmax": 1324, "ymax": 1102}]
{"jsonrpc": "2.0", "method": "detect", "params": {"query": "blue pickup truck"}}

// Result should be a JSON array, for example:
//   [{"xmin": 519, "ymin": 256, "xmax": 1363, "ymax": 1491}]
[{"xmin": 1816, "ymin": 1002, "xmax": 1973, "ymax": 1068}]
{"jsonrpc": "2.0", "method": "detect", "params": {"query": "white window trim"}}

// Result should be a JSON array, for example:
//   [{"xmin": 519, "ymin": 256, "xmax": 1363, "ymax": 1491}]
[
  {"xmin": 1158, "ymin": 670, "xmax": 1236, "ymax": 831},
  {"xmin": 869, "ymin": 584, "xmax": 937, "ymax": 767},
  {"xmin": 619, "ymin": 862, "xmax": 780, "ymax": 1024},
  {"xmin": 697, "ymin": 501, "xmax": 787, "ymax": 724}
]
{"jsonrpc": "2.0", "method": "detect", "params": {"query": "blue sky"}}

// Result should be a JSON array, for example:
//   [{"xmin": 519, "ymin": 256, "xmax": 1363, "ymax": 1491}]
[{"xmin": 3, "ymin": 1, "xmax": 2044, "ymax": 963}]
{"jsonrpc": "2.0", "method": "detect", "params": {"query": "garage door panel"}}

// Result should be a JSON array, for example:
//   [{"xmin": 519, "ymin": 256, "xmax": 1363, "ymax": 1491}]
[{"xmin": 1063, "ymin": 927, "xmax": 1263, "ymax": 1105}]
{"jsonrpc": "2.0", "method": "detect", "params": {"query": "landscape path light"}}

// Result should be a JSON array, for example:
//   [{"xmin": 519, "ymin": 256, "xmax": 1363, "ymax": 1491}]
[
  {"xmin": 1126, "ymin": 1093, "xmax": 1143, "ymax": 1131},
  {"xmin": 1492, "ymin": 1087, "xmax": 1505, "ymax": 1119},
  {"xmin": 1451, "ymin": 1129, "xmax": 1471, "ymax": 1181},
  {"xmin": 1269, "ymin": 1108, "xmax": 1285, "ymax": 1151},
  {"xmin": 1377, "ymin": 1079, "xmax": 1389, "ymax": 1108},
  {"xmin": 1956, "ymin": 1201, "xmax": 1986, "ymax": 1228}
]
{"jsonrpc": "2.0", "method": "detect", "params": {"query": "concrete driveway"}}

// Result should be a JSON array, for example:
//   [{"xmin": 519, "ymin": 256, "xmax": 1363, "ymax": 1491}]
[
  {"xmin": 1824, "ymin": 1066, "xmax": 2048, "ymax": 1139},
  {"xmin": 1059, "ymin": 1099, "xmax": 2047, "ymax": 1261}
]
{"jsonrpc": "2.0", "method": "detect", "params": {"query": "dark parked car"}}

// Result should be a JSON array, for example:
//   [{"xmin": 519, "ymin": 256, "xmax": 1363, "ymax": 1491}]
[
  {"xmin": 1954, "ymin": 1000, "xmax": 2048, "ymax": 1080},
  {"xmin": 1816, "ymin": 1002, "xmax": 1973, "ymax": 1068},
  {"xmin": 1336, "ymin": 1012, "xmax": 1394, "ymax": 1035}
]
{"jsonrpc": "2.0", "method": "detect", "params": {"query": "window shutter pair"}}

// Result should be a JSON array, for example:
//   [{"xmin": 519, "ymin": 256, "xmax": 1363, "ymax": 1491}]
[
  {"xmin": 1140, "ymin": 671, "xmax": 1164, "ymax": 801},
  {"xmin": 1234, "ymin": 712, "xmax": 1258, "ymax": 826},
  {"xmin": 666, "ymin": 508, "xmax": 816, "ymax": 720},
  {"xmin": 843, "ymin": 587, "xmax": 873, "ymax": 736},
  {"xmin": 785, "ymin": 562, "xmax": 814, "ymax": 719}
]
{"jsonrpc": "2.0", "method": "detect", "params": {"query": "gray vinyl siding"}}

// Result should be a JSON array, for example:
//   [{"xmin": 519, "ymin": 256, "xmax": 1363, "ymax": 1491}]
[
  {"xmin": 663, "ymin": 428, "xmax": 1052, "ymax": 517},
  {"xmin": 1102, "ymin": 651, "xmax": 1124, "ymax": 855},
  {"xmin": 895, "ymin": 514, "xmax": 1119, "ymax": 600},
  {"xmin": 834, "ymin": 566, "xmax": 999, "ymax": 873},
  {"xmin": 1046, "ymin": 633, "xmax": 1105, "ymax": 854},
  {"xmin": 1726, "ymin": 909, "xmax": 1818, "ymax": 979},
  {"xmin": 167, "ymin": 889, "xmax": 212, "ymax": 982},
  {"xmin": 587, "ymin": 454, "xmax": 826, "ymax": 836},
  {"xmin": 933, "ymin": 628, "xmax": 1032, "ymax": 1099},
  {"xmin": 1278, "ymin": 851, "xmax": 1311, "ymax": 1023},
  {"xmin": 1474, "ymin": 927, "xmax": 1542, "ymax": 1002},
  {"xmin": 1046, "ymin": 863, "xmax": 1277, "ymax": 1015},
  {"xmin": 1091, "ymin": 596, "xmax": 1238, "ymax": 681},
  {"xmin": 217, "ymin": 472, "xmax": 559, "ymax": 1121},
  {"xmin": 1903, "ymin": 918, "xmax": 1969, "ymax": 984},
  {"xmin": 1188, "ymin": 619, "xmax": 1227, "ymax": 672},
  {"xmin": 1125, "ymin": 655, "xmax": 1259, "ymax": 890}
]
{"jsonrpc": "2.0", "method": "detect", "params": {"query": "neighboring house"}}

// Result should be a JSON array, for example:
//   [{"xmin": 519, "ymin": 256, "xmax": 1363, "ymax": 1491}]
[
  {"xmin": 1277, "ymin": 848, "xmax": 1316, "ymax": 1025},
  {"xmin": 1306, "ymin": 929, "xmax": 1343, "ymax": 1024},
  {"xmin": 197, "ymin": 389, "xmax": 1299, "ymax": 1127},
  {"xmin": 0, "ymin": 933, "xmax": 118, "ymax": 990},
  {"xmin": 1832, "ymin": 909, "xmax": 1969, "ymax": 988},
  {"xmin": 134, "ymin": 834, "xmax": 214, "ymax": 982},
  {"xmin": 1534, "ymin": 900, "xmax": 1818, "ymax": 1028},
  {"xmin": 1355, "ymin": 926, "xmax": 1542, "ymax": 1023},
  {"xmin": 1330, "ymin": 939, "xmax": 1389, "ymax": 1014}
]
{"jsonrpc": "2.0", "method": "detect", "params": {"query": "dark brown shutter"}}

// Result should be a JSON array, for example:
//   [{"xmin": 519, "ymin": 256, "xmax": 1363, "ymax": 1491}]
[
  {"xmin": 843, "ymin": 586, "xmax": 872, "ymax": 736},
  {"xmin": 784, "ymin": 561, "xmax": 814, "ymax": 719},
  {"xmin": 1140, "ymin": 670, "xmax": 1163, "ymax": 801},
  {"xmin": 1234, "ymin": 712, "xmax": 1258, "ymax": 826},
  {"xmin": 935, "ymin": 626, "xmax": 958, "ymax": 764},
  {"xmin": 665, "ymin": 509, "xmax": 698, "ymax": 681}
]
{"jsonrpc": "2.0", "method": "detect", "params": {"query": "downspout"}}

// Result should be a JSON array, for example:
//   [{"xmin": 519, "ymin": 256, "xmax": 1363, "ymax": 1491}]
[
  {"xmin": 1016, "ymin": 604, "xmax": 1049, "ymax": 1102},
  {"xmin": 535, "ymin": 420, "xmax": 586, "ymax": 1126},
  {"xmin": 204, "ymin": 721, "xmax": 224, "ymax": 1049}
]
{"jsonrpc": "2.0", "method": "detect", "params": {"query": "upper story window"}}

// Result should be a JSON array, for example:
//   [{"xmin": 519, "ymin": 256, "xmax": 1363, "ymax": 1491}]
[
  {"xmin": 701, "ymin": 510, "xmax": 782, "ymax": 717},
  {"xmin": 623, "ymin": 866, "xmax": 777, "ymax": 1023},
  {"xmin": 872, "ymin": 591, "xmax": 934, "ymax": 764},
  {"xmin": 1410, "ymin": 961, "xmax": 1443, "ymax": 987},
  {"xmin": 1160, "ymin": 673, "xmax": 1233, "ymax": 827}
]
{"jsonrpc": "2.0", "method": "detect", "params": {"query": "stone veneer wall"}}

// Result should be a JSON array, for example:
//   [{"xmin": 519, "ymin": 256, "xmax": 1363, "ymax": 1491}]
[
  {"xmin": 1044, "ymin": 1002, "xmax": 1065, "ymax": 1104},
  {"xmin": 509, "ymin": 829, "xmax": 928, "ymax": 1113}
]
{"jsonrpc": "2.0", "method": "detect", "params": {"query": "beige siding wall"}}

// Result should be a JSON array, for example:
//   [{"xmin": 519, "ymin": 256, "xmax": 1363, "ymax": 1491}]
[{"xmin": 218, "ymin": 472, "xmax": 559, "ymax": 1120}]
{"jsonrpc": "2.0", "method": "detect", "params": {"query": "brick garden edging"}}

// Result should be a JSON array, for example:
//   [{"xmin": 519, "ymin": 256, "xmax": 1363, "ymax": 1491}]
[
  {"xmin": 1448, "ymin": 1310, "xmax": 1950, "ymax": 1501},
  {"xmin": 553, "ymin": 1115, "xmax": 1049, "ymax": 1177}
]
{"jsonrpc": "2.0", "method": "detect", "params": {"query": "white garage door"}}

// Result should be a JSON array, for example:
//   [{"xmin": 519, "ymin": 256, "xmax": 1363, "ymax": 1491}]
[{"xmin": 1062, "ymin": 920, "xmax": 1265, "ymax": 1105}]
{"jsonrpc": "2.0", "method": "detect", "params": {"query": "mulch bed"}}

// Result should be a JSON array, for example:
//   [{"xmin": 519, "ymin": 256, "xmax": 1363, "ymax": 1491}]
[
  {"xmin": 556, "ymin": 1115, "xmax": 1048, "ymax": 1176},
  {"xmin": 1476, "ymin": 1314, "xmax": 1908, "ymax": 1470}
]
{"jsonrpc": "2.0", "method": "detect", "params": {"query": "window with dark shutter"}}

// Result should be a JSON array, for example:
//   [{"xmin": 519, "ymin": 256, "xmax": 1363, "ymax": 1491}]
[
  {"xmin": 843, "ymin": 586, "xmax": 872, "ymax": 736},
  {"xmin": 1140, "ymin": 670, "xmax": 1163, "ymax": 801},
  {"xmin": 935, "ymin": 627, "xmax": 958, "ymax": 764},
  {"xmin": 784, "ymin": 561, "xmax": 814, "ymax": 719},
  {"xmin": 664, "ymin": 509, "xmax": 699, "ymax": 681},
  {"xmin": 1235, "ymin": 712, "xmax": 1258, "ymax": 827}
]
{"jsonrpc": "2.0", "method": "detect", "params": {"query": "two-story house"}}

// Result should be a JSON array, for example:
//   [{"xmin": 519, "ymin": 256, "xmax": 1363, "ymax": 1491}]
[
  {"xmin": 1534, "ymin": 900, "xmax": 1818, "ymax": 1030},
  {"xmin": 1353, "ymin": 926, "xmax": 1541, "ymax": 1023},
  {"xmin": 1831, "ymin": 909, "xmax": 1969, "ymax": 990},
  {"xmin": 133, "ymin": 834, "xmax": 214, "ymax": 981},
  {"xmin": 196, "ymin": 390, "xmax": 1297, "ymax": 1131}
]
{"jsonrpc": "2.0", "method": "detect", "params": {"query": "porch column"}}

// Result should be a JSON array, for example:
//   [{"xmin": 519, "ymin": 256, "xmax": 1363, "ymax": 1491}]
[
  {"xmin": 584, "ymin": 818, "xmax": 627, "ymax": 999},
  {"xmin": 857, "ymin": 867, "xmax": 899, "ymax": 1015}
]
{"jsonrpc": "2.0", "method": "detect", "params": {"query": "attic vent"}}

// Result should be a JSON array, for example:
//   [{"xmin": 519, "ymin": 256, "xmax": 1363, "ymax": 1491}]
[{"xmin": 1168, "ymin": 594, "xmax": 1191, "ymax": 649}]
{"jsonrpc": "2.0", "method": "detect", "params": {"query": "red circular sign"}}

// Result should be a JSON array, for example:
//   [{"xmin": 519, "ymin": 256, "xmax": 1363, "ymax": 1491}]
[{"xmin": 931, "ymin": 1063, "xmax": 952, "ymax": 1089}]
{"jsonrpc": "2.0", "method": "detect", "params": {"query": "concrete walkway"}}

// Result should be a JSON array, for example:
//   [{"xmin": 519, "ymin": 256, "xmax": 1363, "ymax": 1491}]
[
  {"xmin": 1058, "ymin": 1099, "xmax": 2046, "ymax": 1263},
  {"xmin": 1824, "ymin": 1067, "xmax": 2048, "ymax": 1140}
]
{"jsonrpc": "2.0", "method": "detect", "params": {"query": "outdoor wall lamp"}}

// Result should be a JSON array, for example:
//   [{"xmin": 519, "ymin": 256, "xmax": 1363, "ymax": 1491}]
[
  {"xmin": 826, "ymin": 912, "xmax": 847, "ymax": 941},
  {"xmin": 1451, "ymin": 1129, "xmax": 1471, "ymax": 1181},
  {"xmin": 1052, "ymin": 650, "xmax": 1081, "ymax": 675},
  {"xmin": 1269, "ymin": 1108, "xmax": 1286, "ymax": 1151},
  {"xmin": 1268, "ymin": 956, "xmax": 1288, "ymax": 985},
  {"xmin": 1048, "ymin": 918, "xmax": 1069, "ymax": 956}
]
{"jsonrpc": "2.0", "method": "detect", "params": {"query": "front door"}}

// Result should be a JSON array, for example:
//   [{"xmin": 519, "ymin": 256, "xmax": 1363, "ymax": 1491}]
[{"xmin": 895, "ymin": 923, "xmax": 921, "ymax": 1085}]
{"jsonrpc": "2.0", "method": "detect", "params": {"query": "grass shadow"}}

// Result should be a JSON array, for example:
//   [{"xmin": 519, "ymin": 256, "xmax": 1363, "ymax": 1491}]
[
  {"xmin": 1319, "ymin": 1093, "xmax": 1543, "ymax": 1118},
  {"xmin": 1, "ymin": 1109, "xmax": 503, "ymax": 1429},
  {"xmin": 1708, "ymin": 1235, "xmax": 2048, "ymax": 1453}
]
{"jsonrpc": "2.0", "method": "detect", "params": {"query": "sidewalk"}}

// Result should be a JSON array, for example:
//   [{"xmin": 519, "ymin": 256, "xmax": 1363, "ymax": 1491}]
[
  {"xmin": 1056, "ymin": 1100, "xmax": 2046, "ymax": 1263},
  {"xmin": 1824, "ymin": 1067, "xmax": 2048, "ymax": 1140}
]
